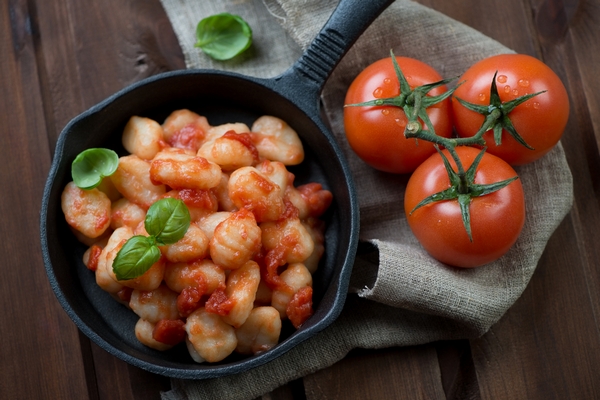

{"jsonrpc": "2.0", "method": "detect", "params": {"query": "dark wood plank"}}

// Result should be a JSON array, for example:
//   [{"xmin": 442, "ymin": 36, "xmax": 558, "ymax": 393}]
[
  {"xmin": 258, "ymin": 379, "xmax": 304, "ymax": 400},
  {"xmin": 0, "ymin": 0, "xmax": 90, "ymax": 399},
  {"xmin": 554, "ymin": 0, "xmax": 600, "ymax": 323},
  {"xmin": 29, "ymin": 0, "xmax": 183, "ymax": 398},
  {"xmin": 302, "ymin": 346, "xmax": 447, "ymax": 400},
  {"xmin": 414, "ymin": 0, "xmax": 539, "ymax": 55},
  {"xmin": 471, "ymin": 220, "xmax": 600, "ymax": 399},
  {"xmin": 532, "ymin": 0, "xmax": 600, "ymax": 160},
  {"xmin": 32, "ymin": 0, "xmax": 185, "ymax": 151},
  {"xmin": 536, "ymin": 0, "xmax": 600, "ymax": 328},
  {"xmin": 91, "ymin": 345, "xmax": 169, "ymax": 400},
  {"xmin": 436, "ymin": 340, "xmax": 480, "ymax": 400}
]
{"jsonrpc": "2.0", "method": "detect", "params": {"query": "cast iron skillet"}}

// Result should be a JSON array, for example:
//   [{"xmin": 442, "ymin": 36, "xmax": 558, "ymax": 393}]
[{"xmin": 40, "ymin": 0, "xmax": 394, "ymax": 379}]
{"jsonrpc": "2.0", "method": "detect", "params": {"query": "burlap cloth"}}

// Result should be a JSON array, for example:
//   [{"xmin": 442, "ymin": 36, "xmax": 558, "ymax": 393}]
[{"xmin": 158, "ymin": 0, "xmax": 573, "ymax": 399}]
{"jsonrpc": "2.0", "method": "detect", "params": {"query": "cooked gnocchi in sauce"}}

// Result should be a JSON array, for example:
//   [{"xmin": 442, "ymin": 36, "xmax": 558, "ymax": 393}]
[{"xmin": 61, "ymin": 110, "xmax": 332, "ymax": 362}]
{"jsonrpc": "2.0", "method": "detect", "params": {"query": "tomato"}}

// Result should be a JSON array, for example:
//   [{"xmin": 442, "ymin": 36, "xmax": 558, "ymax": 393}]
[
  {"xmin": 452, "ymin": 54, "xmax": 569, "ymax": 165},
  {"xmin": 404, "ymin": 146, "xmax": 525, "ymax": 268},
  {"xmin": 344, "ymin": 56, "xmax": 453, "ymax": 174}
]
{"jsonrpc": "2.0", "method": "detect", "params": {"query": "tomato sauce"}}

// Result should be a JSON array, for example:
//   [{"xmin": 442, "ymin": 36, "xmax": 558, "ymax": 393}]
[
  {"xmin": 86, "ymin": 245, "xmax": 102, "ymax": 271},
  {"xmin": 287, "ymin": 286, "xmax": 313, "ymax": 328},
  {"xmin": 168, "ymin": 123, "xmax": 205, "ymax": 151},
  {"xmin": 116, "ymin": 287, "xmax": 133, "ymax": 303},
  {"xmin": 152, "ymin": 319, "xmax": 186, "ymax": 345},
  {"xmin": 205, "ymin": 284, "xmax": 233, "ymax": 316},
  {"xmin": 222, "ymin": 131, "xmax": 260, "ymax": 161},
  {"xmin": 177, "ymin": 286, "xmax": 206, "ymax": 317},
  {"xmin": 297, "ymin": 183, "xmax": 333, "ymax": 218}
]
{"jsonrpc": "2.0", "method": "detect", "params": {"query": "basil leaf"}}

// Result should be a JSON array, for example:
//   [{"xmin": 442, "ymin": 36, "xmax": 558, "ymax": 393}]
[
  {"xmin": 195, "ymin": 13, "xmax": 252, "ymax": 60},
  {"xmin": 72, "ymin": 148, "xmax": 119, "ymax": 190},
  {"xmin": 145, "ymin": 198, "xmax": 191, "ymax": 245},
  {"xmin": 112, "ymin": 235, "xmax": 161, "ymax": 280}
]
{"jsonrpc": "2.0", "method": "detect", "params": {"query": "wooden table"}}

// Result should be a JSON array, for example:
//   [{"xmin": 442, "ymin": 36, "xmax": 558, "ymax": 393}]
[{"xmin": 2, "ymin": 0, "xmax": 599, "ymax": 398}]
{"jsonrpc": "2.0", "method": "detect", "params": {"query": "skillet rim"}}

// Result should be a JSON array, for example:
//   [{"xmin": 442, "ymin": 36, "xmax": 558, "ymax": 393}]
[{"xmin": 40, "ymin": 67, "xmax": 360, "ymax": 379}]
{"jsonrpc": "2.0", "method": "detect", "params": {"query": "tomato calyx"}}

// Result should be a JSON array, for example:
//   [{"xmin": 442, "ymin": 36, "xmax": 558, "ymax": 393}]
[
  {"xmin": 454, "ymin": 71, "xmax": 546, "ymax": 150},
  {"xmin": 345, "ymin": 50, "xmax": 458, "ymax": 137},
  {"xmin": 409, "ymin": 146, "xmax": 519, "ymax": 241},
  {"xmin": 344, "ymin": 53, "xmax": 524, "ymax": 243}
]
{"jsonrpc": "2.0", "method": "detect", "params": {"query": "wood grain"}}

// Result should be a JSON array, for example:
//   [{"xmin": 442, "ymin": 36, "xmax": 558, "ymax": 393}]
[
  {"xmin": 32, "ymin": 0, "xmax": 185, "ymax": 150},
  {"xmin": 0, "ymin": 0, "xmax": 89, "ymax": 399},
  {"xmin": 1, "ymin": 0, "xmax": 599, "ymax": 398},
  {"xmin": 471, "ymin": 228, "xmax": 600, "ymax": 399},
  {"xmin": 7, "ymin": 0, "xmax": 181, "ymax": 398},
  {"xmin": 415, "ymin": 0, "xmax": 539, "ymax": 55},
  {"xmin": 35, "ymin": 0, "xmax": 180, "ymax": 396},
  {"xmin": 303, "ymin": 346, "xmax": 446, "ymax": 400},
  {"xmin": 436, "ymin": 340, "xmax": 480, "ymax": 400}
]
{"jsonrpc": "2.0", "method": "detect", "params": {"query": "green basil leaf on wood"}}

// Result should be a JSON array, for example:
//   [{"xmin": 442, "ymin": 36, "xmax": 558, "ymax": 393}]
[{"xmin": 195, "ymin": 13, "xmax": 253, "ymax": 60}]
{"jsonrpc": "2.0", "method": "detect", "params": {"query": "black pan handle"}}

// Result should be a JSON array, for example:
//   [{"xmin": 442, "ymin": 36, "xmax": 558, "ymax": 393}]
[{"xmin": 273, "ymin": 0, "xmax": 394, "ymax": 114}]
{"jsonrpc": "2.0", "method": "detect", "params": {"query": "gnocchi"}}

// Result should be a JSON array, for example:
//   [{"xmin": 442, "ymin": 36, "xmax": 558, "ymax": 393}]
[{"xmin": 61, "ymin": 110, "xmax": 332, "ymax": 363}]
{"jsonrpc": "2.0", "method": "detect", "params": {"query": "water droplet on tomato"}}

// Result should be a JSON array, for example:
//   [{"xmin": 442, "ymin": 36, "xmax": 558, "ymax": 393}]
[
  {"xmin": 518, "ymin": 79, "xmax": 530, "ymax": 87},
  {"xmin": 383, "ymin": 78, "xmax": 392, "ymax": 85},
  {"xmin": 533, "ymin": 102, "xmax": 540, "ymax": 109},
  {"xmin": 373, "ymin": 87, "xmax": 384, "ymax": 98},
  {"xmin": 381, "ymin": 109, "xmax": 390, "ymax": 116},
  {"xmin": 395, "ymin": 118, "xmax": 406, "ymax": 127},
  {"xmin": 504, "ymin": 85, "xmax": 511, "ymax": 94},
  {"xmin": 497, "ymin": 75, "xmax": 508, "ymax": 83},
  {"xmin": 478, "ymin": 93, "xmax": 486, "ymax": 102},
  {"xmin": 512, "ymin": 89, "xmax": 519, "ymax": 96}
]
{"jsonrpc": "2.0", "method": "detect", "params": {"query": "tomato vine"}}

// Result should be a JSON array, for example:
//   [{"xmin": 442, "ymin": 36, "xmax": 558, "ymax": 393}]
[{"xmin": 346, "ymin": 50, "xmax": 546, "ymax": 243}]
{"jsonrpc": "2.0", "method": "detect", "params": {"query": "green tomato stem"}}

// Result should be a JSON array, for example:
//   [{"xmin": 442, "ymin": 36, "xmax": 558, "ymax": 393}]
[
  {"xmin": 467, "ymin": 108, "xmax": 503, "ymax": 144},
  {"xmin": 445, "ymin": 146, "xmax": 468, "ymax": 194},
  {"xmin": 403, "ymin": 107, "xmax": 504, "ymax": 196}
]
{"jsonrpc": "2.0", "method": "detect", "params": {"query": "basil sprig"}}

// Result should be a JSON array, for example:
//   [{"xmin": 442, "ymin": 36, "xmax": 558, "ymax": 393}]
[
  {"xmin": 113, "ymin": 198, "xmax": 191, "ymax": 280},
  {"xmin": 72, "ymin": 148, "xmax": 119, "ymax": 189},
  {"xmin": 195, "ymin": 13, "xmax": 252, "ymax": 60}
]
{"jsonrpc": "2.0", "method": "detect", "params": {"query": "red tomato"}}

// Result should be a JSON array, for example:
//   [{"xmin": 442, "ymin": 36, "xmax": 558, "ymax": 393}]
[
  {"xmin": 404, "ymin": 146, "xmax": 525, "ymax": 268},
  {"xmin": 452, "ymin": 54, "xmax": 569, "ymax": 165},
  {"xmin": 344, "ymin": 57, "xmax": 453, "ymax": 174}
]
